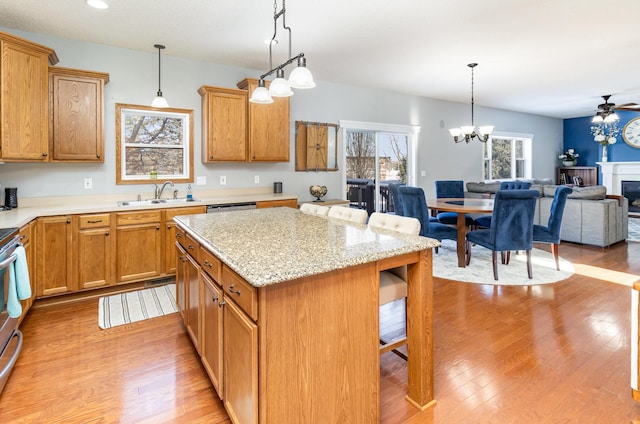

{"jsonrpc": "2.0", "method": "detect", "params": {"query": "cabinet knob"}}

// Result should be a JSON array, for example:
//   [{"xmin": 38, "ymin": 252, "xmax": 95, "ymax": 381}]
[
  {"xmin": 42, "ymin": 153, "xmax": 48, "ymax": 157},
  {"xmin": 228, "ymin": 284, "xmax": 241, "ymax": 295},
  {"xmin": 176, "ymin": 233, "xmax": 182, "ymax": 238},
  {"xmin": 218, "ymin": 299, "xmax": 226, "ymax": 307},
  {"xmin": 105, "ymin": 231, "xmax": 109, "ymax": 236},
  {"xmin": 156, "ymin": 226, "xmax": 160, "ymax": 230},
  {"xmin": 96, "ymin": 154, "xmax": 101, "ymax": 159},
  {"xmin": 66, "ymin": 219, "xmax": 71, "ymax": 224}
]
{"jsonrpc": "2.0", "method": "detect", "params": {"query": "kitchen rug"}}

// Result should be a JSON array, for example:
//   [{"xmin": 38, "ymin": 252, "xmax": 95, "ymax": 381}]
[{"xmin": 98, "ymin": 283, "xmax": 177, "ymax": 329}]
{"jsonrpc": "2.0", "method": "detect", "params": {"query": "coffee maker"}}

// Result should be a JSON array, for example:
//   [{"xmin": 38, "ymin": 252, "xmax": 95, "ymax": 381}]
[{"xmin": 4, "ymin": 188, "xmax": 17, "ymax": 209}]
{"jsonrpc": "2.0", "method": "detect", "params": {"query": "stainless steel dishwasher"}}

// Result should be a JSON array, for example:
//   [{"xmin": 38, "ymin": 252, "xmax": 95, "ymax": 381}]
[{"xmin": 206, "ymin": 202, "xmax": 257, "ymax": 213}]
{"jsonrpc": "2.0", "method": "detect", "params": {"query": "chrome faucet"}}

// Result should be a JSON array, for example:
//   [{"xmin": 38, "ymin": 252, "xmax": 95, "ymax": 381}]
[{"xmin": 154, "ymin": 181, "xmax": 174, "ymax": 199}]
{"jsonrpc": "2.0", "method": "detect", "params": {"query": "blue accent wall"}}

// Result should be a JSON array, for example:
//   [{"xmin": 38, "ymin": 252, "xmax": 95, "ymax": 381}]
[{"xmin": 564, "ymin": 111, "xmax": 640, "ymax": 165}]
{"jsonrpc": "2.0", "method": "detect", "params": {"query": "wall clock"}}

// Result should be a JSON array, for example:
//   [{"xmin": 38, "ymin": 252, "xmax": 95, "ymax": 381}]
[{"xmin": 623, "ymin": 117, "xmax": 640, "ymax": 148}]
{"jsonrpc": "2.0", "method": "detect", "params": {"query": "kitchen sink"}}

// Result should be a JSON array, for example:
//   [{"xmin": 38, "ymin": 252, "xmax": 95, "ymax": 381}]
[{"xmin": 117, "ymin": 198, "xmax": 198, "ymax": 207}]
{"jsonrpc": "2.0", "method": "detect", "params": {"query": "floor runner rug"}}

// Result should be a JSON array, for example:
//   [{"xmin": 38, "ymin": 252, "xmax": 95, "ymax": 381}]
[{"xmin": 98, "ymin": 283, "xmax": 177, "ymax": 329}]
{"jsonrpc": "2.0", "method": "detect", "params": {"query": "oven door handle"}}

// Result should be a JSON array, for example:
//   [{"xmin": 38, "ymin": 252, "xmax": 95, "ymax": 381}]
[
  {"xmin": 0, "ymin": 253, "xmax": 17, "ymax": 271},
  {"xmin": 0, "ymin": 330, "xmax": 23, "ymax": 384}
]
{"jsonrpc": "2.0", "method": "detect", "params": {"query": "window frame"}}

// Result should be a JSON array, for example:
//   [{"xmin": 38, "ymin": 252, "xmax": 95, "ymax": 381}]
[
  {"xmin": 483, "ymin": 131, "xmax": 533, "ymax": 181},
  {"xmin": 115, "ymin": 103, "xmax": 194, "ymax": 185}
]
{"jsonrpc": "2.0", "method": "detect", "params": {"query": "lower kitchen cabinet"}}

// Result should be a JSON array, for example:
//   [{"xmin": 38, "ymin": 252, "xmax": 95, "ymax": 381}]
[
  {"xmin": 255, "ymin": 198, "xmax": 298, "ymax": 209},
  {"xmin": 36, "ymin": 215, "xmax": 76, "ymax": 297},
  {"xmin": 201, "ymin": 271, "xmax": 224, "ymax": 397},
  {"xmin": 115, "ymin": 211, "xmax": 162, "ymax": 284},
  {"xmin": 185, "ymin": 253, "xmax": 200, "ymax": 351},
  {"xmin": 164, "ymin": 206, "xmax": 205, "ymax": 275},
  {"xmin": 77, "ymin": 213, "xmax": 114, "ymax": 290},
  {"xmin": 18, "ymin": 222, "xmax": 35, "ymax": 324},
  {"xmin": 175, "ymin": 242, "xmax": 188, "ymax": 320}
]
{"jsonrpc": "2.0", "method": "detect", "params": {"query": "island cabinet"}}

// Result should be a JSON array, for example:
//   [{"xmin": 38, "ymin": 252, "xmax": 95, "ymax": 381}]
[
  {"xmin": 164, "ymin": 206, "xmax": 205, "ymax": 275},
  {"xmin": 199, "ymin": 250, "xmax": 223, "ymax": 397},
  {"xmin": 237, "ymin": 78, "xmax": 290, "ymax": 162},
  {"xmin": 115, "ymin": 210, "xmax": 163, "ymax": 284},
  {"xmin": 77, "ymin": 213, "xmax": 115, "ymax": 290},
  {"xmin": 0, "ymin": 30, "xmax": 58, "ymax": 162},
  {"xmin": 49, "ymin": 67, "xmax": 109, "ymax": 162},
  {"xmin": 36, "ymin": 215, "xmax": 76, "ymax": 297}
]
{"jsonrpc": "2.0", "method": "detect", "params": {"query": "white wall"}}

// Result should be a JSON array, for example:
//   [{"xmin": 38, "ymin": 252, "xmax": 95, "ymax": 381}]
[{"xmin": 0, "ymin": 27, "xmax": 563, "ymax": 202}]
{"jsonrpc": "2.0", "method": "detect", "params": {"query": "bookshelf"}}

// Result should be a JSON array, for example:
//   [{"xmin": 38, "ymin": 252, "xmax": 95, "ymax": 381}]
[{"xmin": 556, "ymin": 166, "xmax": 598, "ymax": 186}]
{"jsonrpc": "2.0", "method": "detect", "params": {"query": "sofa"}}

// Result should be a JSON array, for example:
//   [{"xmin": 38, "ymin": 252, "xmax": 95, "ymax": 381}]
[{"xmin": 464, "ymin": 180, "xmax": 628, "ymax": 247}]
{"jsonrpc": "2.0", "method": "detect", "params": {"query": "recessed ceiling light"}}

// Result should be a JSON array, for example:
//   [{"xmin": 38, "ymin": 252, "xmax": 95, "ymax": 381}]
[{"xmin": 85, "ymin": 0, "xmax": 108, "ymax": 9}]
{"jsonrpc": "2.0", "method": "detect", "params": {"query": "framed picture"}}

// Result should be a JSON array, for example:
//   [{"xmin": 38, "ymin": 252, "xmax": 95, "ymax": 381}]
[{"xmin": 116, "ymin": 103, "xmax": 194, "ymax": 185}]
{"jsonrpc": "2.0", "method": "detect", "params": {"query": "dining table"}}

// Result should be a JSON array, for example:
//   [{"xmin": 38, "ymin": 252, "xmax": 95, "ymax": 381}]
[{"xmin": 429, "ymin": 197, "xmax": 494, "ymax": 267}]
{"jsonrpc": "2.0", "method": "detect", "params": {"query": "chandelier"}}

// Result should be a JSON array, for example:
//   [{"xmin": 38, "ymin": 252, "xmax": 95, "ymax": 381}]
[
  {"xmin": 249, "ymin": 0, "xmax": 315, "ymax": 104},
  {"xmin": 449, "ymin": 63, "xmax": 494, "ymax": 143}
]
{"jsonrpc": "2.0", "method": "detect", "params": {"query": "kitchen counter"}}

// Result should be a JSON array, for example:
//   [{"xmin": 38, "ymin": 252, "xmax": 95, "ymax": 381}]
[
  {"xmin": 175, "ymin": 207, "xmax": 438, "ymax": 287},
  {"xmin": 0, "ymin": 189, "xmax": 297, "ymax": 228}
]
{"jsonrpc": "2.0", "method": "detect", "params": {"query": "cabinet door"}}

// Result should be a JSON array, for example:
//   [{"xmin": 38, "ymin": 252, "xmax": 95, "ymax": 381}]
[
  {"xmin": 237, "ymin": 78, "xmax": 290, "ymax": 162},
  {"xmin": 175, "ymin": 243, "xmax": 188, "ymax": 320},
  {"xmin": 0, "ymin": 39, "xmax": 51, "ymax": 161},
  {"xmin": 224, "ymin": 298, "xmax": 258, "ymax": 424},
  {"xmin": 201, "ymin": 272, "xmax": 224, "ymax": 398},
  {"xmin": 49, "ymin": 67, "xmax": 108, "ymax": 162},
  {"xmin": 199, "ymin": 86, "xmax": 247, "ymax": 162},
  {"xmin": 77, "ymin": 227, "xmax": 112, "ymax": 290},
  {"xmin": 18, "ymin": 222, "xmax": 34, "ymax": 324},
  {"xmin": 116, "ymin": 223, "xmax": 162, "ymax": 283},
  {"xmin": 186, "ymin": 254, "xmax": 200, "ymax": 351},
  {"xmin": 164, "ymin": 206, "xmax": 205, "ymax": 275},
  {"xmin": 256, "ymin": 198, "xmax": 298, "ymax": 209},
  {"xmin": 36, "ymin": 216, "xmax": 75, "ymax": 296}
]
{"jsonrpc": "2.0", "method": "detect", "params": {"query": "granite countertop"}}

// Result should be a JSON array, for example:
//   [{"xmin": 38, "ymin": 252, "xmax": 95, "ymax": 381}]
[{"xmin": 175, "ymin": 207, "xmax": 439, "ymax": 287}]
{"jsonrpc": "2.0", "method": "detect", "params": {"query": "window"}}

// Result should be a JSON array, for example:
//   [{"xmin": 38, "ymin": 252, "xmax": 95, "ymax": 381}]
[
  {"xmin": 339, "ymin": 120, "xmax": 420, "ymax": 213},
  {"xmin": 483, "ymin": 132, "xmax": 533, "ymax": 181},
  {"xmin": 116, "ymin": 104, "xmax": 194, "ymax": 184}
]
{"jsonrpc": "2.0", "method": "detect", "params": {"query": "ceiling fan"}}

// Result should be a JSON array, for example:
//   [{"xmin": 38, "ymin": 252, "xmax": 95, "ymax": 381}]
[{"xmin": 594, "ymin": 94, "xmax": 640, "ymax": 121}]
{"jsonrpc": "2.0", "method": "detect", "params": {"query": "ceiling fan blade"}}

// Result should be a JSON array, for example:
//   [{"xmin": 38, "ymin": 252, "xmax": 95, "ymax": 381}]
[{"xmin": 615, "ymin": 103, "xmax": 640, "ymax": 111}]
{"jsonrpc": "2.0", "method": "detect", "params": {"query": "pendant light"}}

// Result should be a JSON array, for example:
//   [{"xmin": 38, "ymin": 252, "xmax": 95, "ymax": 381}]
[
  {"xmin": 449, "ymin": 63, "xmax": 494, "ymax": 143},
  {"xmin": 151, "ymin": 44, "xmax": 169, "ymax": 108}
]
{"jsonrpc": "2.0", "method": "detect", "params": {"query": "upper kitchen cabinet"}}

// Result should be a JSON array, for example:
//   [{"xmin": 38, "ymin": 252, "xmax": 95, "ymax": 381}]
[
  {"xmin": 237, "ymin": 78, "xmax": 290, "ymax": 162},
  {"xmin": 198, "ymin": 85, "xmax": 247, "ymax": 162},
  {"xmin": 0, "ymin": 30, "xmax": 59, "ymax": 162},
  {"xmin": 49, "ymin": 67, "xmax": 109, "ymax": 162}
]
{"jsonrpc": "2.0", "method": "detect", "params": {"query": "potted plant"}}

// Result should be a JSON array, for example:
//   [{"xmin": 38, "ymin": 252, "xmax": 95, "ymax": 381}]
[{"xmin": 559, "ymin": 149, "xmax": 579, "ymax": 167}]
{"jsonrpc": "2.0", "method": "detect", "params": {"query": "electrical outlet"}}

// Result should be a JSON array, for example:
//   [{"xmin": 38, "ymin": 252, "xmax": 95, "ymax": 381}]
[
  {"xmin": 84, "ymin": 178, "xmax": 93, "ymax": 189},
  {"xmin": 196, "ymin": 176, "xmax": 206, "ymax": 185},
  {"xmin": 254, "ymin": 175, "xmax": 260, "ymax": 184},
  {"xmin": 220, "ymin": 176, "xmax": 227, "ymax": 185},
  {"xmin": 420, "ymin": 170, "xmax": 426, "ymax": 177}
]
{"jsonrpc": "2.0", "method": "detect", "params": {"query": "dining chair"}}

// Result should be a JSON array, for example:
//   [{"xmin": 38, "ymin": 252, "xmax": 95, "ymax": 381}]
[
  {"xmin": 465, "ymin": 189, "xmax": 539, "ymax": 280},
  {"xmin": 388, "ymin": 183, "xmax": 404, "ymax": 216},
  {"xmin": 398, "ymin": 186, "xmax": 457, "ymax": 248},
  {"xmin": 532, "ymin": 185, "xmax": 572, "ymax": 270},
  {"xmin": 473, "ymin": 181, "xmax": 532, "ymax": 229},
  {"xmin": 368, "ymin": 212, "xmax": 421, "ymax": 360},
  {"xmin": 327, "ymin": 205, "xmax": 368, "ymax": 224},
  {"xmin": 434, "ymin": 180, "xmax": 474, "ymax": 226},
  {"xmin": 299, "ymin": 203, "xmax": 330, "ymax": 217}
]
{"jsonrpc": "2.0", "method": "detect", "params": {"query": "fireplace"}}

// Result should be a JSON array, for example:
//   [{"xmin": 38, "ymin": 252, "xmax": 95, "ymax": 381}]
[{"xmin": 622, "ymin": 181, "xmax": 640, "ymax": 213}]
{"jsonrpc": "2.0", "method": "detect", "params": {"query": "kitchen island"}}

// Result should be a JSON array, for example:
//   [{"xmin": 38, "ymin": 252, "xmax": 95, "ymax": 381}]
[{"xmin": 174, "ymin": 207, "xmax": 439, "ymax": 423}]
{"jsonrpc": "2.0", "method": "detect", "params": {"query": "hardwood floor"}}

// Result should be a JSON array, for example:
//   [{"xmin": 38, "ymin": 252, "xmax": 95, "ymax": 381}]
[{"xmin": 2, "ymin": 241, "xmax": 640, "ymax": 423}]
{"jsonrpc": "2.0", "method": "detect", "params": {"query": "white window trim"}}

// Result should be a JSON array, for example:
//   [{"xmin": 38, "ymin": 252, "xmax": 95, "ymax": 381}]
[{"xmin": 484, "ymin": 131, "xmax": 533, "ymax": 181}]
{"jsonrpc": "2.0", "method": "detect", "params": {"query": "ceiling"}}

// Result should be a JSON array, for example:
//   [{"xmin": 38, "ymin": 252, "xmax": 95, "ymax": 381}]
[{"xmin": 1, "ymin": 0, "xmax": 639, "ymax": 119}]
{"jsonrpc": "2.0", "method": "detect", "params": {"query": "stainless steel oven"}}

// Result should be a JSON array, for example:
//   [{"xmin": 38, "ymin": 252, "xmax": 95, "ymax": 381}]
[{"xmin": 0, "ymin": 228, "xmax": 23, "ymax": 395}]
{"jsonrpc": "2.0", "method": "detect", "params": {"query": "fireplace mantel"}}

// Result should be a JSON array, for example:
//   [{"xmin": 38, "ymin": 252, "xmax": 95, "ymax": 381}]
[{"xmin": 597, "ymin": 161, "xmax": 640, "ymax": 195}]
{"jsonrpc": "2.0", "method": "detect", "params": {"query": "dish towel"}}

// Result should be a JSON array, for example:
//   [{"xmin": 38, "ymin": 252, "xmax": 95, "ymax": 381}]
[{"xmin": 7, "ymin": 245, "xmax": 31, "ymax": 318}]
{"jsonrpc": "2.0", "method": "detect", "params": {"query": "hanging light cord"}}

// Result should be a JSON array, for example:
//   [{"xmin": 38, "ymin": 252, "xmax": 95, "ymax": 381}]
[
  {"xmin": 469, "ymin": 63, "xmax": 476, "ymax": 127},
  {"xmin": 154, "ymin": 44, "xmax": 165, "ymax": 96}
]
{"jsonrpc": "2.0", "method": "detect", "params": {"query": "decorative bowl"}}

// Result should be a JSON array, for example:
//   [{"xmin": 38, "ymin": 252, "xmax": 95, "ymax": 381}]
[{"xmin": 309, "ymin": 185, "xmax": 328, "ymax": 202}]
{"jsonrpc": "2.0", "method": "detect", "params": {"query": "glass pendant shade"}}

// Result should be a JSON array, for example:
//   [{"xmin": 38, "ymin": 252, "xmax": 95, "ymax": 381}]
[
  {"xmin": 85, "ymin": 0, "xmax": 108, "ymax": 9},
  {"xmin": 269, "ymin": 69, "xmax": 294, "ymax": 97},
  {"xmin": 478, "ymin": 126, "xmax": 494, "ymax": 136},
  {"xmin": 604, "ymin": 113, "xmax": 619, "ymax": 123},
  {"xmin": 592, "ymin": 115, "xmax": 604, "ymax": 123},
  {"xmin": 249, "ymin": 80, "xmax": 274, "ymax": 104},
  {"xmin": 449, "ymin": 128, "xmax": 462, "ymax": 137},
  {"xmin": 461, "ymin": 125, "xmax": 475, "ymax": 135},
  {"xmin": 288, "ymin": 57, "xmax": 316, "ymax": 89},
  {"xmin": 151, "ymin": 93, "xmax": 169, "ymax": 108}
]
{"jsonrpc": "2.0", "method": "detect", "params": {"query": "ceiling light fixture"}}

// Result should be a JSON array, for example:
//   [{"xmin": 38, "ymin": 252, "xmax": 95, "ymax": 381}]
[
  {"xmin": 85, "ymin": 0, "xmax": 109, "ymax": 9},
  {"xmin": 249, "ymin": 0, "xmax": 315, "ymax": 104},
  {"xmin": 449, "ymin": 63, "xmax": 494, "ymax": 143},
  {"xmin": 151, "ymin": 44, "xmax": 169, "ymax": 108},
  {"xmin": 592, "ymin": 95, "xmax": 620, "ymax": 124}
]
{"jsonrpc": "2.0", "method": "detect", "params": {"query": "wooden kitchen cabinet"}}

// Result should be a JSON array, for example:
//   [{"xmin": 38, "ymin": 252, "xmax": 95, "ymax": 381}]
[
  {"xmin": 198, "ymin": 85, "xmax": 247, "ymax": 162},
  {"xmin": 185, "ymin": 253, "xmax": 200, "ymax": 352},
  {"xmin": 164, "ymin": 206, "xmax": 205, "ymax": 275},
  {"xmin": 49, "ymin": 67, "xmax": 109, "ymax": 162},
  {"xmin": 175, "ymin": 242, "xmax": 188, "ymax": 320},
  {"xmin": 36, "ymin": 216, "xmax": 76, "ymax": 297},
  {"xmin": 237, "ymin": 78, "xmax": 290, "ymax": 162},
  {"xmin": 115, "ymin": 211, "xmax": 162, "ymax": 284},
  {"xmin": 201, "ymin": 271, "xmax": 224, "ymax": 397},
  {"xmin": 0, "ymin": 30, "xmax": 58, "ymax": 162},
  {"xmin": 256, "ymin": 198, "xmax": 298, "ymax": 209},
  {"xmin": 77, "ymin": 213, "xmax": 114, "ymax": 290}
]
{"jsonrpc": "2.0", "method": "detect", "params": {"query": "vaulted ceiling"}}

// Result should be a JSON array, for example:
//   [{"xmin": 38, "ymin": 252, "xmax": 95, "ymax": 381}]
[{"xmin": 1, "ymin": 0, "xmax": 639, "ymax": 119}]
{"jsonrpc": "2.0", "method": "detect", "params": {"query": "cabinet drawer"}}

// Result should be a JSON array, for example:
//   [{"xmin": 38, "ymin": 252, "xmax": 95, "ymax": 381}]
[
  {"xmin": 200, "ymin": 247, "xmax": 221, "ymax": 283},
  {"xmin": 182, "ymin": 233, "xmax": 200, "ymax": 260},
  {"xmin": 165, "ymin": 205, "xmax": 206, "ymax": 221},
  {"xmin": 116, "ymin": 210, "xmax": 162, "ymax": 226},
  {"xmin": 222, "ymin": 266, "xmax": 258, "ymax": 321},
  {"xmin": 78, "ymin": 213, "xmax": 110, "ymax": 229}
]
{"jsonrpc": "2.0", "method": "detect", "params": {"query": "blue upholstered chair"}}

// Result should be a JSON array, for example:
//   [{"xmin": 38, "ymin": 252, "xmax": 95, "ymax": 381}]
[
  {"xmin": 398, "ymin": 186, "xmax": 457, "ymax": 248},
  {"xmin": 435, "ymin": 180, "xmax": 474, "ymax": 227},
  {"xmin": 532, "ymin": 185, "xmax": 572, "ymax": 270},
  {"xmin": 465, "ymin": 189, "xmax": 539, "ymax": 280},
  {"xmin": 473, "ymin": 181, "xmax": 532, "ymax": 229},
  {"xmin": 388, "ymin": 183, "xmax": 404, "ymax": 216}
]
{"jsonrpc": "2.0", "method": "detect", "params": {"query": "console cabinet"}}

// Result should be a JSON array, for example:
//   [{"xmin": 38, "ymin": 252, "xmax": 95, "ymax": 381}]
[{"xmin": 557, "ymin": 166, "xmax": 598, "ymax": 186}]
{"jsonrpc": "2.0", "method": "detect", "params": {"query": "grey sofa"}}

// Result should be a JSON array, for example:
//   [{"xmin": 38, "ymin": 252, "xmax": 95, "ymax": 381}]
[{"xmin": 465, "ymin": 181, "xmax": 628, "ymax": 247}]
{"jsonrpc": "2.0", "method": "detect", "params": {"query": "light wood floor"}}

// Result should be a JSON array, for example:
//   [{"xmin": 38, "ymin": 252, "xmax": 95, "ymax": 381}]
[{"xmin": 2, "ymin": 241, "xmax": 640, "ymax": 423}]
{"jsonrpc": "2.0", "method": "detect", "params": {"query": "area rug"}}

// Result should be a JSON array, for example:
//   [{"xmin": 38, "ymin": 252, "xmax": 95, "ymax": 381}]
[
  {"xmin": 432, "ymin": 240, "xmax": 574, "ymax": 286},
  {"xmin": 628, "ymin": 217, "xmax": 640, "ymax": 242},
  {"xmin": 98, "ymin": 283, "xmax": 177, "ymax": 329}
]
